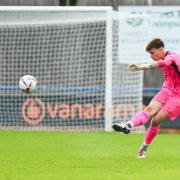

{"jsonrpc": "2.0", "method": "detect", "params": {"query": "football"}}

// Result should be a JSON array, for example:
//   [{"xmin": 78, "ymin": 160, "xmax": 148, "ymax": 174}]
[{"xmin": 19, "ymin": 75, "xmax": 37, "ymax": 94}]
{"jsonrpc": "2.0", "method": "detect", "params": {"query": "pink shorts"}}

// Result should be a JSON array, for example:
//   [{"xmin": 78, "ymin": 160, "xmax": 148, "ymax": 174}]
[{"xmin": 153, "ymin": 88, "xmax": 180, "ymax": 120}]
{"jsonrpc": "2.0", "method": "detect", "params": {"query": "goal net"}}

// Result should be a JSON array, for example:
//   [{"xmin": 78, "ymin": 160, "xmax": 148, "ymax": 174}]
[
  {"xmin": 0, "ymin": 7, "xmax": 144, "ymax": 132},
  {"xmin": 112, "ymin": 14, "xmax": 145, "ymax": 133}
]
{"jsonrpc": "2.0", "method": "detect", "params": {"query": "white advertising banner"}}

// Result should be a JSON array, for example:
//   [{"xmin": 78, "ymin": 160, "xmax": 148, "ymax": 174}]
[
  {"xmin": 118, "ymin": 6, "xmax": 180, "ymax": 63},
  {"xmin": 118, "ymin": 13, "xmax": 149, "ymax": 63}
]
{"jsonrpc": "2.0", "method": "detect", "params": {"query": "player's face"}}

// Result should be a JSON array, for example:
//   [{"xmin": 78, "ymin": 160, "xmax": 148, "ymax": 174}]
[{"xmin": 149, "ymin": 48, "xmax": 164, "ymax": 61}]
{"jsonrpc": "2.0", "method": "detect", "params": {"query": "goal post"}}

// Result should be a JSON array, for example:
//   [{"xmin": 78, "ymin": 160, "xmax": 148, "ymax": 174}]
[
  {"xmin": 105, "ymin": 8, "xmax": 113, "ymax": 132},
  {"xmin": 0, "ymin": 7, "xmax": 144, "ymax": 132}
]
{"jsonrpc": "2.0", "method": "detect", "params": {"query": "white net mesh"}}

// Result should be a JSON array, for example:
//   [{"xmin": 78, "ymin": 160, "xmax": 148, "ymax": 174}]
[
  {"xmin": 112, "ymin": 18, "xmax": 144, "ymax": 133},
  {"xmin": 0, "ymin": 8, "xmax": 144, "ymax": 132}
]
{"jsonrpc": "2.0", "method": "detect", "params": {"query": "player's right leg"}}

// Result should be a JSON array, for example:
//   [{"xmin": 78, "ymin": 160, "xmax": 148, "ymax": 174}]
[
  {"xmin": 112, "ymin": 100, "xmax": 162, "ymax": 134},
  {"xmin": 137, "ymin": 109, "xmax": 169, "ymax": 158}
]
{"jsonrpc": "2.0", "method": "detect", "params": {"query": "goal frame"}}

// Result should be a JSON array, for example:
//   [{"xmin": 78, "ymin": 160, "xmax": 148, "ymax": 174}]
[{"xmin": 0, "ymin": 6, "xmax": 113, "ymax": 131}]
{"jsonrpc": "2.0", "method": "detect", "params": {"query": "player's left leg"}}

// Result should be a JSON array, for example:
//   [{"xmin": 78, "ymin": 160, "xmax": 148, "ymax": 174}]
[{"xmin": 137, "ymin": 110, "xmax": 168, "ymax": 158}]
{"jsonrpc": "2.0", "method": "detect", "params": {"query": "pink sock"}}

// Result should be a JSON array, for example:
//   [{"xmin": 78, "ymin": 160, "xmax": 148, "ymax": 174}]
[
  {"xmin": 144, "ymin": 125, "xmax": 160, "ymax": 145},
  {"xmin": 128, "ymin": 111, "xmax": 150, "ymax": 127}
]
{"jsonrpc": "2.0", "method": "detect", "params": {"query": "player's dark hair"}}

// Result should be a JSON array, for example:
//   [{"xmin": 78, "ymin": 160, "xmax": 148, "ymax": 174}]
[{"xmin": 146, "ymin": 38, "xmax": 164, "ymax": 52}]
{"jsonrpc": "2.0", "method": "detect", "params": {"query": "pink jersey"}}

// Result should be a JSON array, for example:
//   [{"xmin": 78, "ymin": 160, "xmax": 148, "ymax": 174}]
[{"xmin": 157, "ymin": 51, "xmax": 180, "ymax": 94}]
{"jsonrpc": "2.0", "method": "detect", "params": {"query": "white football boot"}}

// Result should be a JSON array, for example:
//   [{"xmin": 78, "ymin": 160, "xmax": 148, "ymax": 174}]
[
  {"xmin": 112, "ymin": 122, "xmax": 131, "ymax": 134},
  {"xmin": 137, "ymin": 144, "xmax": 148, "ymax": 158}
]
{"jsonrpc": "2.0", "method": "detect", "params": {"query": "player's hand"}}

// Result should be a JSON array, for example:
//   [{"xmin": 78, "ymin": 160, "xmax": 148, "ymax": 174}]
[{"xmin": 128, "ymin": 64, "xmax": 144, "ymax": 71}]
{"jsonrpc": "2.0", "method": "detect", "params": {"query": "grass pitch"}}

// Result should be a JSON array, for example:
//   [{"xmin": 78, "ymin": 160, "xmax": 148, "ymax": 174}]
[{"xmin": 0, "ymin": 131, "xmax": 179, "ymax": 180}]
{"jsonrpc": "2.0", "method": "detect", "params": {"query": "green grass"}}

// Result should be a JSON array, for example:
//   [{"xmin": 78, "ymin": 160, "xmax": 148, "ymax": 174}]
[{"xmin": 0, "ymin": 131, "xmax": 180, "ymax": 180}]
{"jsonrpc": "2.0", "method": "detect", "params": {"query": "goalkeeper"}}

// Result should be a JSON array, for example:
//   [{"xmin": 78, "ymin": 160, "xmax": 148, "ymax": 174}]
[{"xmin": 112, "ymin": 38, "xmax": 180, "ymax": 158}]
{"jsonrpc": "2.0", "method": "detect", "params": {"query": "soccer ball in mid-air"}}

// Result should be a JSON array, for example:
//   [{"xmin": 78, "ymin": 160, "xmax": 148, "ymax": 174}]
[{"xmin": 19, "ymin": 75, "xmax": 37, "ymax": 94}]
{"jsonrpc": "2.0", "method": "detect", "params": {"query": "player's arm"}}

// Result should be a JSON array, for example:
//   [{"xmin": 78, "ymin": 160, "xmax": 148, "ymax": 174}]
[
  {"xmin": 129, "ymin": 55, "xmax": 176, "ymax": 72},
  {"xmin": 128, "ymin": 62, "xmax": 159, "ymax": 72}
]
